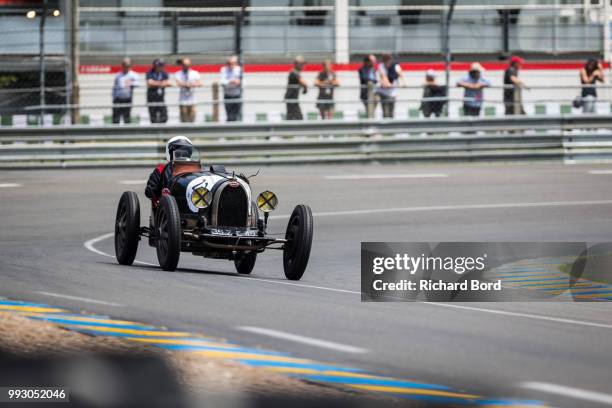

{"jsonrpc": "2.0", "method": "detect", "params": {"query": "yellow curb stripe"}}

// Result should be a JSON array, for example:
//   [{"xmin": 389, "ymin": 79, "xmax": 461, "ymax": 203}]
[
  {"xmin": 348, "ymin": 384, "xmax": 478, "ymax": 399},
  {"xmin": 498, "ymin": 275, "xmax": 562, "ymax": 281},
  {"xmin": 0, "ymin": 305, "xmax": 65, "ymax": 313},
  {"xmin": 60, "ymin": 324, "xmax": 192, "ymax": 337},
  {"xmin": 126, "ymin": 337, "xmax": 231, "ymax": 348},
  {"xmin": 194, "ymin": 350, "xmax": 311, "ymax": 364},
  {"xmin": 267, "ymin": 367, "xmax": 383, "ymax": 379},
  {"xmin": 571, "ymin": 292, "xmax": 612, "ymax": 299},
  {"xmin": 520, "ymin": 283, "xmax": 592, "ymax": 289},
  {"xmin": 17, "ymin": 312, "xmax": 151, "ymax": 326}
]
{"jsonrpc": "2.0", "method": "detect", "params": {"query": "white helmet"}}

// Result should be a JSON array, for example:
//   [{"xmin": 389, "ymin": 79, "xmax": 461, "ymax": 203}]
[{"xmin": 165, "ymin": 135, "xmax": 193, "ymax": 161}]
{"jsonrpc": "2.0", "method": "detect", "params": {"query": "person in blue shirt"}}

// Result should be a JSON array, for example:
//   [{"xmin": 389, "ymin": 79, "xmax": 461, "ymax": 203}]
[
  {"xmin": 111, "ymin": 57, "xmax": 139, "ymax": 124},
  {"xmin": 457, "ymin": 62, "xmax": 491, "ymax": 117},
  {"xmin": 146, "ymin": 59, "xmax": 170, "ymax": 123}
]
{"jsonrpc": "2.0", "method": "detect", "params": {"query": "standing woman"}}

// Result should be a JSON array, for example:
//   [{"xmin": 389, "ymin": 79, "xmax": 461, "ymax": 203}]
[
  {"xmin": 580, "ymin": 58, "xmax": 604, "ymax": 114},
  {"xmin": 315, "ymin": 60, "xmax": 340, "ymax": 119}
]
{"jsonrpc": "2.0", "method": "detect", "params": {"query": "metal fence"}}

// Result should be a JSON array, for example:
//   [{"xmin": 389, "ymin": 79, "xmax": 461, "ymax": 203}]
[
  {"xmin": 0, "ymin": 1, "xmax": 607, "ymax": 57},
  {"xmin": 1, "ymin": 114, "xmax": 612, "ymax": 169}
]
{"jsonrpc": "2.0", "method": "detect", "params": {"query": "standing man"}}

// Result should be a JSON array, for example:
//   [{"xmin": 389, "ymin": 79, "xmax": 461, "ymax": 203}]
[
  {"xmin": 358, "ymin": 54, "xmax": 378, "ymax": 116},
  {"xmin": 284, "ymin": 55, "xmax": 308, "ymax": 120},
  {"xmin": 112, "ymin": 57, "xmax": 139, "ymax": 124},
  {"xmin": 457, "ymin": 62, "xmax": 491, "ymax": 116},
  {"xmin": 220, "ymin": 55, "xmax": 242, "ymax": 122},
  {"xmin": 175, "ymin": 58, "xmax": 202, "ymax": 123},
  {"xmin": 376, "ymin": 54, "xmax": 406, "ymax": 118},
  {"xmin": 504, "ymin": 56, "xmax": 527, "ymax": 115},
  {"xmin": 146, "ymin": 58, "xmax": 170, "ymax": 124},
  {"xmin": 315, "ymin": 60, "xmax": 340, "ymax": 120}
]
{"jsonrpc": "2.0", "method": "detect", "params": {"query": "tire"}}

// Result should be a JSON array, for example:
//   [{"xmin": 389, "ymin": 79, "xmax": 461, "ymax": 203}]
[
  {"xmin": 115, "ymin": 191, "xmax": 140, "ymax": 265},
  {"xmin": 235, "ymin": 250, "xmax": 257, "ymax": 274},
  {"xmin": 283, "ymin": 204, "xmax": 313, "ymax": 280},
  {"xmin": 155, "ymin": 195, "xmax": 181, "ymax": 271}
]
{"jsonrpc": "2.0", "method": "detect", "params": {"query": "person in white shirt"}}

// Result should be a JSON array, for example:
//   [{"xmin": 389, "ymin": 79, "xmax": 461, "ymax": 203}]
[
  {"xmin": 174, "ymin": 58, "xmax": 202, "ymax": 123},
  {"xmin": 220, "ymin": 55, "xmax": 242, "ymax": 121},
  {"xmin": 375, "ymin": 53, "xmax": 406, "ymax": 118},
  {"xmin": 111, "ymin": 57, "xmax": 139, "ymax": 124}
]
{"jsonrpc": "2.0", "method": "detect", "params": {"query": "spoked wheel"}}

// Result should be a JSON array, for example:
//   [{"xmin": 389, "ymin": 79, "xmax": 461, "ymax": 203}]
[
  {"xmin": 115, "ymin": 191, "xmax": 140, "ymax": 265},
  {"xmin": 283, "ymin": 204, "xmax": 313, "ymax": 280},
  {"xmin": 155, "ymin": 195, "xmax": 181, "ymax": 271},
  {"xmin": 235, "ymin": 250, "xmax": 257, "ymax": 274}
]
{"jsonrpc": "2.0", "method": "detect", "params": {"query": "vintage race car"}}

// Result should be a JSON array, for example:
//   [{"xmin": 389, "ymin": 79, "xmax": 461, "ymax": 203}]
[{"xmin": 113, "ymin": 153, "xmax": 313, "ymax": 280}]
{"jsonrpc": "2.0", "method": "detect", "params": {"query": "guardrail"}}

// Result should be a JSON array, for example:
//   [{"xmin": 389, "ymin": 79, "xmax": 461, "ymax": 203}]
[{"xmin": 1, "ymin": 115, "xmax": 611, "ymax": 169}]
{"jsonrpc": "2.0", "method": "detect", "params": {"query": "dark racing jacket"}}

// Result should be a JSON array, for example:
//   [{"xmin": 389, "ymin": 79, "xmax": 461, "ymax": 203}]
[{"xmin": 145, "ymin": 163, "xmax": 173, "ymax": 201}]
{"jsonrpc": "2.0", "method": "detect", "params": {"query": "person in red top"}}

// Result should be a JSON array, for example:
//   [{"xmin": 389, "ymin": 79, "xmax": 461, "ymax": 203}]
[{"xmin": 145, "ymin": 136, "xmax": 193, "ymax": 204}]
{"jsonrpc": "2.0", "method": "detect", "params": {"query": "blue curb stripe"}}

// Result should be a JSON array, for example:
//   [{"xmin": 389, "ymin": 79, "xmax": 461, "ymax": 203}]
[
  {"xmin": 238, "ymin": 360, "xmax": 364, "ymax": 373},
  {"xmin": 27, "ymin": 316, "xmax": 157, "ymax": 330},
  {"xmin": 538, "ymin": 285, "xmax": 608, "ymax": 292},
  {"xmin": 290, "ymin": 374, "xmax": 450, "ymax": 390},
  {"xmin": 491, "ymin": 273, "xmax": 555, "ymax": 278},
  {"xmin": 476, "ymin": 399, "xmax": 545, "ymax": 406},
  {"xmin": 156, "ymin": 343, "xmax": 288, "ymax": 356},
  {"xmin": 0, "ymin": 301, "xmax": 53, "ymax": 307},
  {"xmin": 507, "ymin": 277, "xmax": 568, "ymax": 284},
  {"xmin": 564, "ymin": 290, "xmax": 612, "ymax": 296},
  {"xmin": 65, "ymin": 328, "xmax": 188, "ymax": 338},
  {"xmin": 391, "ymin": 393, "xmax": 477, "ymax": 405}
]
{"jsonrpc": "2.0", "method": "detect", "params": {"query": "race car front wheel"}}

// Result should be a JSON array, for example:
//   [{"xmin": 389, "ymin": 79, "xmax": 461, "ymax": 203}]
[
  {"xmin": 235, "ymin": 250, "xmax": 257, "ymax": 274},
  {"xmin": 155, "ymin": 195, "xmax": 181, "ymax": 271},
  {"xmin": 283, "ymin": 204, "xmax": 313, "ymax": 281},
  {"xmin": 115, "ymin": 191, "xmax": 140, "ymax": 265}
]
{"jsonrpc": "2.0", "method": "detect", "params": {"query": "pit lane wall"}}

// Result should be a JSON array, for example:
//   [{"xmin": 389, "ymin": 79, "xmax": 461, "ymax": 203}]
[{"xmin": 1, "ymin": 115, "xmax": 612, "ymax": 169}]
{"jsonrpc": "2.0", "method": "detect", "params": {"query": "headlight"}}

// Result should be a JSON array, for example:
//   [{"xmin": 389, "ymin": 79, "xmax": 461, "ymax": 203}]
[
  {"xmin": 191, "ymin": 187, "xmax": 212, "ymax": 209},
  {"xmin": 257, "ymin": 190, "xmax": 278, "ymax": 212}
]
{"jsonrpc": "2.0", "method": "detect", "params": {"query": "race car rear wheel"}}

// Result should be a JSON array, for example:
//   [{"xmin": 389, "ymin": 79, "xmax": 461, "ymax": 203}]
[
  {"xmin": 234, "ymin": 250, "xmax": 257, "ymax": 274},
  {"xmin": 115, "ymin": 191, "xmax": 140, "ymax": 265},
  {"xmin": 283, "ymin": 204, "xmax": 313, "ymax": 281},
  {"xmin": 155, "ymin": 195, "xmax": 181, "ymax": 271}
]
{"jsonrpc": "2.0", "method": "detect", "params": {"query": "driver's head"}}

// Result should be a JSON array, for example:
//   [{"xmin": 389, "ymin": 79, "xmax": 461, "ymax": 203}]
[{"xmin": 165, "ymin": 135, "xmax": 193, "ymax": 161}]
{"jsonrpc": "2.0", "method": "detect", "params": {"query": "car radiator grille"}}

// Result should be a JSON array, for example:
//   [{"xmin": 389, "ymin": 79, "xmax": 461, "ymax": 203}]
[{"xmin": 217, "ymin": 185, "xmax": 248, "ymax": 227}]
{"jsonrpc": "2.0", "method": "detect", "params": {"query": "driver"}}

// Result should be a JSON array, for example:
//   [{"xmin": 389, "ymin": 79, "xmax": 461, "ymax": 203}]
[{"xmin": 145, "ymin": 135, "xmax": 193, "ymax": 203}]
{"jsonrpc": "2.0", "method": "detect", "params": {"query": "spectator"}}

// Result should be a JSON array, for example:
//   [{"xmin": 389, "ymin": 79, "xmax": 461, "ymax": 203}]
[
  {"xmin": 358, "ymin": 54, "xmax": 378, "ymax": 115},
  {"xmin": 376, "ymin": 53, "xmax": 406, "ymax": 118},
  {"xmin": 146, "ymin": 58, "xmax": 170, "ymax": 124},
  {"xmin": 111, "ymin": 57, "xmax": 139, "ymax": 124},
  {"xmin": 580, "ymin": 58, "xmax": 604, "ymax": 114},
  {"xmin": 420, "ymin": 69, "xmax": 446, "ymax": 118},
  {"xmin": 315, "ymin": 60, "xmax": 339, "ymax": 120},
  {"xmin": 220, "ymin": 55, "xmax": 242, "ymax": 121},
  {"xmin": 457, "ymin": 62, "xmax": 491, "ymax": 116},
  {"xmin": 284, "ymin": 55, "xmax": 308, "ymax": 120},
  {"xmin": 175, "ymin": 58, "xmax": 202, "ymax": 123},
  {"xmin": 504, "ymin": 56, "xmax": 527, "ymax": 115}
]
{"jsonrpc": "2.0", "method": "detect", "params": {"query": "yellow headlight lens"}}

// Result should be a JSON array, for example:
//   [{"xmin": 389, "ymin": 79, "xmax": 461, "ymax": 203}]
[
  {"xmin": 257, "ymin": 190, "xmax": 278, "ymax": 212},
  {"xmin": 191, "ymin": 187, "xmax": 212, "ymax": 209}
]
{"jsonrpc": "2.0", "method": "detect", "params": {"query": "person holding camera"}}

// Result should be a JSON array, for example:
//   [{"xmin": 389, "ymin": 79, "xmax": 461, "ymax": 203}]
[{"xmin": 174, "ymin": 58, "xmax": 202, "ymax": 123}]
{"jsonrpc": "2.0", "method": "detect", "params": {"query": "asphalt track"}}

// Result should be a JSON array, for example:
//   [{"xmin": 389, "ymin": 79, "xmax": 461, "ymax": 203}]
[{"xmin": 1, "ymin": 162, "xmax": 612, "ymax": 407}]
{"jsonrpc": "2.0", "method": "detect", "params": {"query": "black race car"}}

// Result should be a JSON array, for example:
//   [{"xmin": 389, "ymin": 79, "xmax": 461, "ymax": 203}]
[{"xmin": 113, "ymin": 154, "xmax": 313, "ymax": 280}]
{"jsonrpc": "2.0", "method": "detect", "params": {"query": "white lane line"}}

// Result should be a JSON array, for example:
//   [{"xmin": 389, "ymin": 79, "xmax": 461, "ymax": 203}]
[
  {"xmin": 35, "ymin": 291, "xmax": 124, "ymax": 307},
  {"xmin": 0, "ymin": 183, "xmax": 22, "ymax": 188},
  {"xmin": 118, "ymin": 180, "xmax": 147, "ymax": 185},
  {"xmin": 83, "ymin": 233, "xmax": 157, "ymax": 266},
  {"xmin": 269, "ymin": 199, "xmax": 612, "ymax": 219},
  {"xmin": 324, "ymin": 174, "xmax": 448, "ymax": 180},
  {"xmin": 588, "ymin": 170, "xmax": 612, "ymax": 175},
  {"xmin": 520, "ymin": 382, "xmax": 612, "ymax": 405},
  {"xmin": 238, "ymin": 326, "xmax": 368, "ymax": 354}
]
